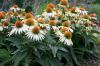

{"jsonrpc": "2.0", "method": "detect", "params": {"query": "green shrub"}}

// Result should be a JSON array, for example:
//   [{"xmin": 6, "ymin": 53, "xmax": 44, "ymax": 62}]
[{"xmin": 89, "ymin": 4, "xmax": 100, "ymax": 16}]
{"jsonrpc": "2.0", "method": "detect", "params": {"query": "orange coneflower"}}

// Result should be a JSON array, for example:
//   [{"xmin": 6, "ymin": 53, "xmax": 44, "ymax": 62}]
[
  {"xmin": 49, "ymin": 20, "xmax": 56, "ymax": 26},
  {"xmin": 0, "ymin": 12, "xmax": 5, "ymax": 19},
  {"xmin": 2, "ymin": 21, "xmax": 9, "ymax": 26},
  {"xmin": 46, "ymin": 7, "xmax": 53, "ymax": 13},
  {"xmin": 62, "ymin": 21, "xmax": 71, "ymax": 27},
  {"xmin": 60, "ymin": 0, "xmax": 68, "ymax": 6},
  {"xmin": 64, "ymin": 31, "xmax": 72, "ymax": 39},
  {"xmin": 9, "ymin": 21, "xmax": 28, "ymax": 36},
  {"xmin": 25, "ymin": 13, "xmax": 34, "ymax": 19},
  {"xmin": 32, "ymin": 26, "xmax": 40, "ymax": 34},
  {"xmin": 55, "ymin": 28, "xmax": 73, "ymax": 45},
  {"xmin": 47, "ymin": 3, "xmax": 55, "ymax": 8},
  {"xmin": 25, "ymin": 26, "xmax": 46, "ymax": 41},
  {"xmin": 37, "ymin": 18, "xmax": 45, "ymax": 24},
  {"xmin": 15, "ymin": 21, "xmax": 23, "ymax": 28},
  {"xmin": 25, "ymin": 18, "xmax": 34, "ymax": 26},
  {"xmin": 61, "ymin": 27, "xmax": 69, "ymax": 33}
]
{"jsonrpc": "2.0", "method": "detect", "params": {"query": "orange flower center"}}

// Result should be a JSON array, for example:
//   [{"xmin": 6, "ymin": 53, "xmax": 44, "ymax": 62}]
[
  {"xmin": 3, "ymin": 21, "xmax": 9, "ymax": 26},
  {"xmin": 61, "ymin": 27, "xmax": 69, "ymax": 33},
  {"xmin": 15, "ymin": 21, "xmax": 23, "ymax": 28},
  {"xmin": 83, "ymin": 15, "xmax": 89, "ymax": 19},
  {"xmin": 64, "ymin": 31, "xmax": 72, "ymax": 39},
  {"xmin": 0, "ymin": 12, "xmax": 4, "ymax": 19},
  {"xmin": 37, "ymin": 18, "xmax": 45, "ymax": 24},
  {"xmin": 49, "ymin": 20, "xmax": 56, "ymax": 26},
  {"xmin": 46, "ymin": 7, "xmax": 53, "ymax": 13},
  {"xmin": 25, "ymin": 13, "xmax": 34, "ymax": 19},
  {"xmin": 60, "ymin": 0, "xmax": 68, "ymax": 6},
  {"xmin": 62, "ymin": 21, "xmax": 71, "ymax": 27},
  {"xmin": 47, "ymin": 3, "xmax": 55, "ymax": 8},
  {"xmin": 32, "ymin": 26, "xmax": 40, "ymax": 34},
  {"xmin": 25, "ymin": 18, "xmax": 34, "ymax": 26}
]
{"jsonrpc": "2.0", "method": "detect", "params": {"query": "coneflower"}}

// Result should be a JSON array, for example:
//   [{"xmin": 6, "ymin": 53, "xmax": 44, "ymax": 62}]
[
  {"xmin": 64, "ymin": 31, "xmax": 72, "ymax": 39},
  {"xmin": 26, "ymin": 26, "xmax": 46, "ymax": 41},
  {"xmin": 15, "ymin": 21, "xmax": 23, "ymax": 28},
  {"xmin": 8, "ymin": 21, "xmax": 28, "ymax": 36},
  {"xmin": 49, "ymin": 20, "xmax": 56, "ymax": 26},
  {"xmin": 47, "ymin": 3, "xmax": 55, "ymax": 8},
  {"xmin": 32, "ymin": 26, "xmax": 40, "ymax": 34},
  {"xmin": 62, "ymin": 21, "xmax": 71, "ymax": 27},
  {"xmin": 60, "ymin": 0, "xmax": 68, "ymax": 6},
  {"xmin": 46, "ymin": 7, "xmax": 53, "ymax": 13},
  {"xmin": 0, "ymin": 12, "xmax": 5, "ymax": 19},
  {"xmin": 25, "ymin": 18, "xmax": 34, "ymax": 26},
  {"xmin": 2, "ymin": 21, "xmax": 9, "ymax": 27},
  {"xmin": 37, "ymin": 18, "xmax": 45, "ymax": 24},
  {"xmin": 61, "ymin": 27, "xmax": 69, "ymax": 33},
  {"xmin": 25, "ymin": 13, "xmax": 34, "ymax": 19}
]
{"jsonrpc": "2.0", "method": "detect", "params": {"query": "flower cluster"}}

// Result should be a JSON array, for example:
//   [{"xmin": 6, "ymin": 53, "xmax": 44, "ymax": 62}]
[{"xmin": 0, "ymin": 0, "xmax": 98, "ymax": 46}]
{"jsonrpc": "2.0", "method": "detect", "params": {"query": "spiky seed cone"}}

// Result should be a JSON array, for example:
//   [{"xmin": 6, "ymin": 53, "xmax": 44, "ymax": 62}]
[
  {"xmin": 0, "ymin": 12, "xmax": 4, "ymax": 19},
  {"xmin": 61, "ymin": 27, "xmax": 69, "ymax": 33},
  {"xmin": 47, "ymin": 3, "xmax": 55, "ymax": 8},
  {"xmin": 46, "ymin": 7, "xmax": 53, "ymax": 13},
  {"xmin": 32, "ymin": 26, "xmax": 40, "ymax": 34},
  {"xmin": 25, "ymin": 18, "xmax": 34, "ymax": 26},
  {"xmin": 25, "ymin": 13, "xmax": 34, "ymax": 19},
  {"xmin": 60, "ymin": 0, "xmax": 68, "ymax": 6},
  {"xmin": 64, "ymin": 31, "xmax": 72, "ymax": 39},
  {"xmin": 15, "ymin": 21, "xmax": 23, "ymax": 28},
  {"xmin": 62, "ymin": 21, "xmax": 71, "ymax": 27},
  {"xmin": 37, "ymin": 18, "xmax": 45, "ymax": 24},
  {"xmin": 3, "ymin": 21, "xmax": 9, "ymax": 26},
  {"xmin": 49, "ymin": 20, "xmax": 56, "ymax": 26}
]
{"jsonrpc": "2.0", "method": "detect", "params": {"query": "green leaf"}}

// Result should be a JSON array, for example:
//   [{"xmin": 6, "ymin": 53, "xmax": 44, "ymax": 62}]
[
  {"xmin": 58, "ymin": 47, "xmax": 68, "ymax": 52},
  {"xmin": 49, "ymin": 45, "xmax": 58, "ymax": 57},
  {"xmin": 0, "ymin": 49, "xmax": 10, "ymax": 62},
  {"xmin": 49, "ymin": 59, "xmax": 60, "ymax": 66},
  {"xmin": 12, "ymin": 51, "xmax": 27, "ymax": 66}
]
